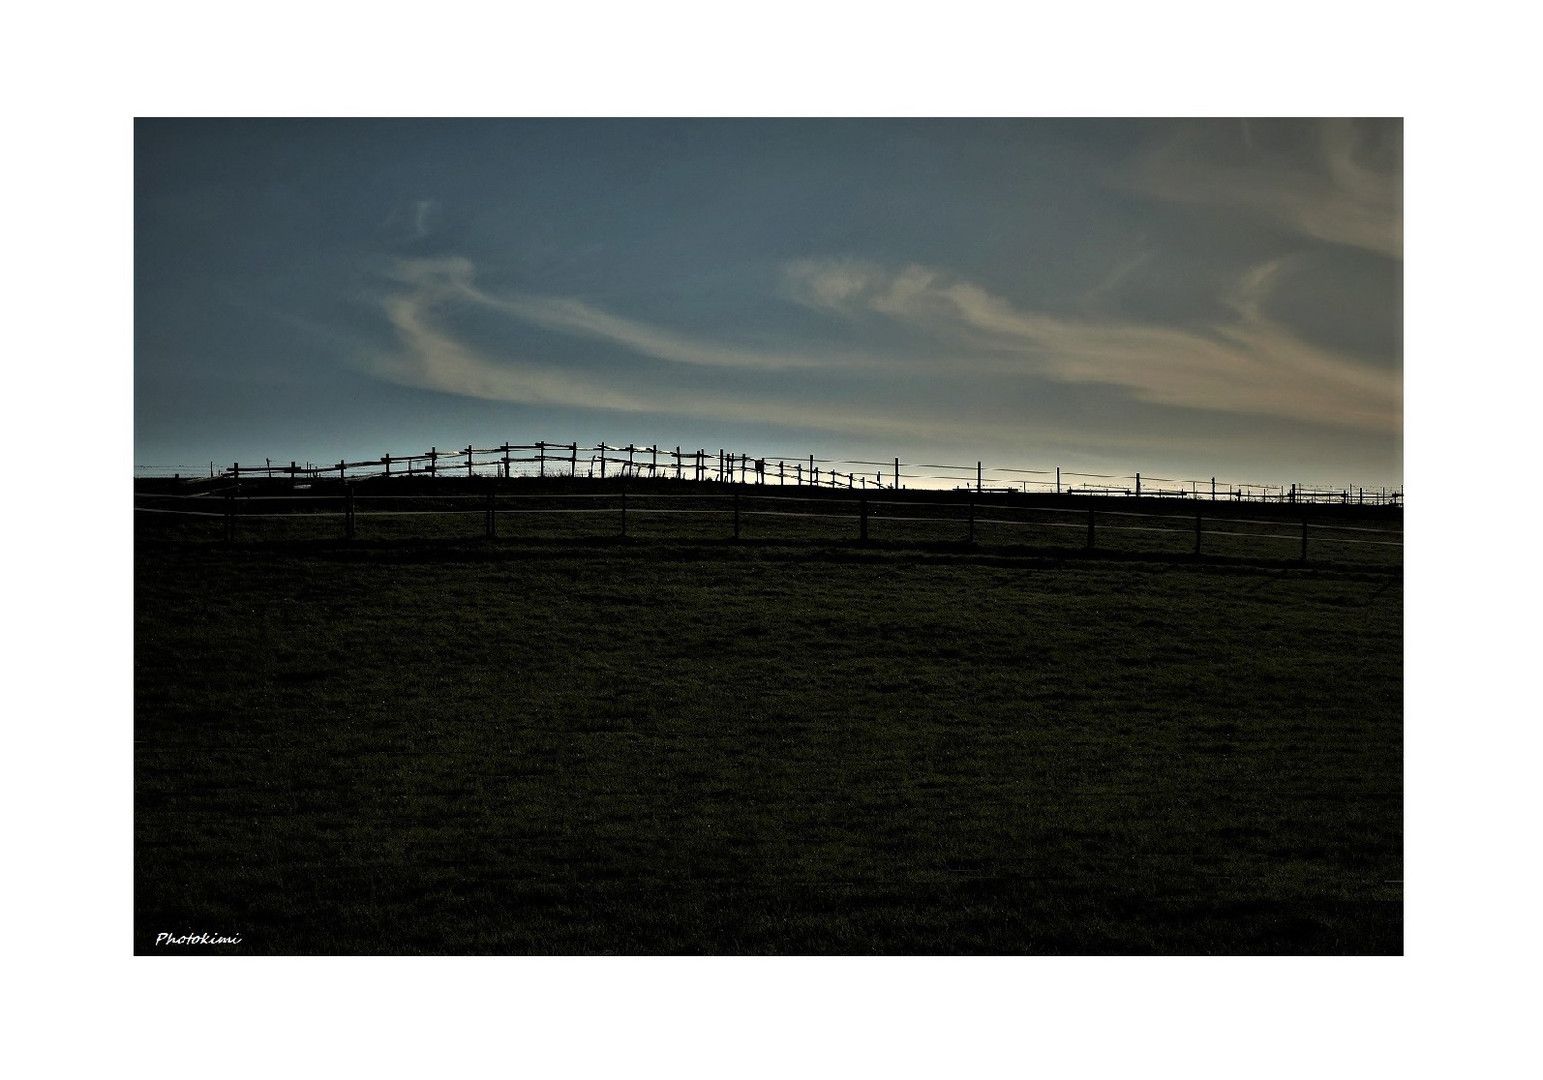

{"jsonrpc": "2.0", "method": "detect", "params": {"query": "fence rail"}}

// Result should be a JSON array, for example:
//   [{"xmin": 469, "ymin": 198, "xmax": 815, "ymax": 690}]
[
  {"xmin": 134, "ymin": 442, "xmax": 1404, "ymax": 507},
  {"xmin": 134, "ymin": 480, "xmax": 1403, "ymax": 565}
]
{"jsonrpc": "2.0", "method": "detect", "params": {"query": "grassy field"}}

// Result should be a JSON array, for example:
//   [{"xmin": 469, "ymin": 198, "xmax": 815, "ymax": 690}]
[
  {"xmin": 132, "ymin": 477, "xmax": 1404, "ymax": 568},
  {"xmin": 135, "ymin": 522, "xmax": 1402, "ymax": 953}
]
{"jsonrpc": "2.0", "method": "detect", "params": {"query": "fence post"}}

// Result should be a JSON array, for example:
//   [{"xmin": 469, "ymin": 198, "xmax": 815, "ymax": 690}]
[
  {"xmin": 894, "ymin": 457, "xmax": 900, "ymax": 490},
  {"xmin": 1135, "ymin": 473, "xmax": 1141, "ymax": 497},
  {"xmin": 1086, "ymin": 507, "xmax": 1096, "ymax": 551},
  {"xmin": 733, "ymin": 486, "xmax": 740, "ymax": 541},
  {"xmin": 860, "ymin": 494, "xmax": 868, "ymax": 544},
  {"xmin": 345, "ymin": 484, "xmax": 355, "ymax": 540}
]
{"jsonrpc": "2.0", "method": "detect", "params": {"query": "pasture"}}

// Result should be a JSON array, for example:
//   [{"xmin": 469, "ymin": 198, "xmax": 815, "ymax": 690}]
[{"xmin": 135, "ymin": 510, "xmax": 1402, "ymax": 953}]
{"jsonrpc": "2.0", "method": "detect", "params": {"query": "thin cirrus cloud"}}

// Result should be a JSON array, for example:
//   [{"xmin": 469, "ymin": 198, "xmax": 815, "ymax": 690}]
[
  {"xmin": 384, "ymin": 256, "xmax": 869, "ymax": 372},
  {"xmin": 782, "ymin": 257, "xmax": 1402, "ymax": 434},
  {"xmin": 380, "ymin": 199, "xmax": 441, "ymax": 243},
  {"xmin": 1119, "ymin": 118, "xmax": 1402, "ymax": 259},
  {"xmin": 411, "ymin": 199, "xmax": 437, "ymax": 239},
  {"xmin": 361, "ymin": 252, "xmax": 1400, "ymax": 440},
  {"xmin": 360, "ymin": 258, "xmax": 965, "ymax": 441}
]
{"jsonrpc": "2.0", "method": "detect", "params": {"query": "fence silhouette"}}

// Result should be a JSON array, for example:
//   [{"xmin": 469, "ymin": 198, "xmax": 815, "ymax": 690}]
[
  {"xmin": 134, "ymin": 441, "xmax": 1404, "ymax": 507},
  {"xmin": 134, "ymin": 476, "xmax": 1403, "ymax": 566}
]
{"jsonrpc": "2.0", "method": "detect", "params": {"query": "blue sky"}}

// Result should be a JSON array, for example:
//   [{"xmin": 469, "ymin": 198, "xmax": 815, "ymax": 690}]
[{"xmin": 136, "ymin": 118, "xmax": 1402, "ymax": 488}]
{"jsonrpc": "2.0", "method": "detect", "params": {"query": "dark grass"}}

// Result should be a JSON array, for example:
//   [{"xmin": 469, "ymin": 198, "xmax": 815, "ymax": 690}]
[
  {"xmin": 133, "ymin": 478, "xmax": 1403, "ymax": 570},
  {"xmin": 137, "ymin": 502, "xmax": 1403, "ymax": 569},
  {"xmin": 135, "ymin": 521, "xmax": 1401, "ymax": 954}
]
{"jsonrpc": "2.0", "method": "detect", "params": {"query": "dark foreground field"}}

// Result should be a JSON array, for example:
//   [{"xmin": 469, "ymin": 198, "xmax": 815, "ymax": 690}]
[{"xmin": 135, "ymin": 531, "xmax": 1401, "ymax": 954}]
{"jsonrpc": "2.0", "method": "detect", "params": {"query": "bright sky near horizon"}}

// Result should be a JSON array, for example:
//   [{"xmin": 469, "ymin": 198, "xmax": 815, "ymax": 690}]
[{"xmin": 135, "ymin": 117, "xmax": 1402, "ymax": 489}]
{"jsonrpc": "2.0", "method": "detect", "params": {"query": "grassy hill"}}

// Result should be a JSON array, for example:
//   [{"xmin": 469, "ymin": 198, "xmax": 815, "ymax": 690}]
[{"xmin": 135, "ymin": 519, "xmax": 1402, "ymax": 953}]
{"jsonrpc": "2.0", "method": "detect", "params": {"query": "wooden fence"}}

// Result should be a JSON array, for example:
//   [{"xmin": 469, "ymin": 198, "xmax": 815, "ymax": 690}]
[
  {"xmin": 134, "ymin": 481, "xmax": 1403, "ymax": 565},
  {"xmin": 135, "ymin": 442, "xmax": 1404, "ymax": 507}
]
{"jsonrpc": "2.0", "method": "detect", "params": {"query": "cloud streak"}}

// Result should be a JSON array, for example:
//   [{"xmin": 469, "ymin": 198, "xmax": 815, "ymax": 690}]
[
  {"xmin": 783, "ymin": 257, "xmax": 1402, "ymax": 433},
  {"xmin": 360, "ymin": 253, "xmax": 1400, "ymax": 448},
  {"xmin": 387, "ymin": 257, "xmax": 869, "ymax": 372},
  {"xmin": 1121, "ymin": 118, "xmax": 1402, "ymax": 259},
  {"xmin": 359, "ymin": 261, "xmax": 982, "ymax": 443}
]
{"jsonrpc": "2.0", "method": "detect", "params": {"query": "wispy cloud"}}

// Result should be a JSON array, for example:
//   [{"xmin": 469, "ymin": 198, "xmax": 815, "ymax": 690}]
[
  {"xmin": 1075, "ymin": 249, "xmax": 1155, "ymax": 314},
  {"xmin": 381, "ymin": 198, "xmax": 440, "ymax": 243},
  {"xmin": 784, "ymin": 257, "xmax": 1402, "ymax": 433},
  {"xmin": 359, "ymin": 259, "xmax": 968, "ymax": 441},
  {"xmin": 369, "ymin": 284, "xmax": 645, "ymax": 413},
  {"xmin": 386, "ymin": 257, "xmax": 865, "ymax": 371},
  {"xmin": 359, "ymin": 253, "xmax": 1399, "ymax": 446},
  {"xmin": 411, "ymin": 199, "xmax": 437, "ymax": 239},
  {"xmin": 1120, "ymin": 118, "xmax": 1402, "ymax": 259}
]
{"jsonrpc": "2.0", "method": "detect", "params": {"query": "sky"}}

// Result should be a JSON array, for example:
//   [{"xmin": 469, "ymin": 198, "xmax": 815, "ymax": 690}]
[{"xmin": 135, "ymin": 118, "xmax": 1402, "ymax": 490}]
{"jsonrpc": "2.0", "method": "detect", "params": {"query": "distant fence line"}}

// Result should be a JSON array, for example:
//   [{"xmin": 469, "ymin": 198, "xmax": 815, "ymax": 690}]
[
  {"xmin": 133, "ymin": 441, "xmax": 1404, "ymax": 507},
  {"xmin": 134, "ymin": 485, "xmax": 1403, "ymax": 564}
]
